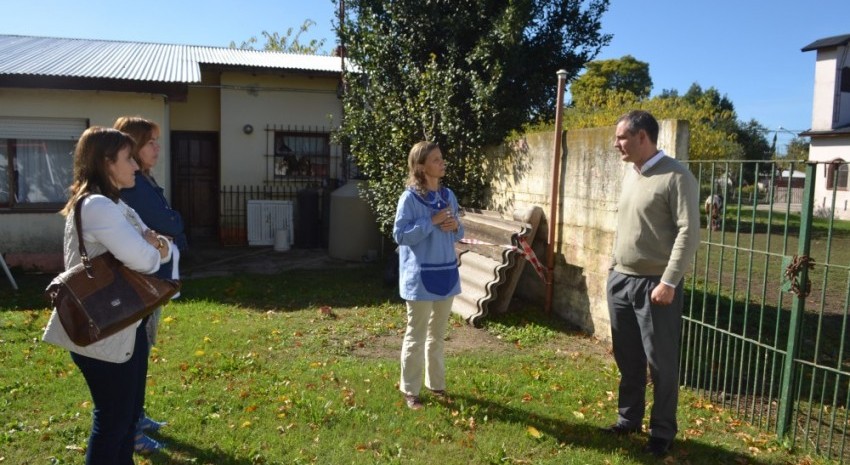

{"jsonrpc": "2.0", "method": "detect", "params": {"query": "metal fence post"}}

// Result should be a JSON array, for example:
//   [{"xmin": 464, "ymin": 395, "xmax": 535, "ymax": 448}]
[{"xmin": 777, "ymin": 162, "xmax": 817, "ymax": 437}]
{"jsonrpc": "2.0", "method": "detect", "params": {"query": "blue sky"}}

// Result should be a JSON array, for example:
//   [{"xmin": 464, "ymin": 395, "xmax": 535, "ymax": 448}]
[{"xmin": 5, "ymin": 0, "xmax": 850, "ymax": 150}]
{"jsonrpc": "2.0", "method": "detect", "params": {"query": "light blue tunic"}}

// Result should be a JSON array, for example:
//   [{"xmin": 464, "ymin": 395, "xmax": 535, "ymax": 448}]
[{"xmin": 392, "ymin": 187, "xmax": 464, "ymax": 301}]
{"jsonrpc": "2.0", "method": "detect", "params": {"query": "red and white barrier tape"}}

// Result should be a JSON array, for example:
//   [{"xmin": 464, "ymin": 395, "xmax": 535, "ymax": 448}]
[{"xmin": 459, "ymin": 236, "xmax": 547, "ymax": 282}]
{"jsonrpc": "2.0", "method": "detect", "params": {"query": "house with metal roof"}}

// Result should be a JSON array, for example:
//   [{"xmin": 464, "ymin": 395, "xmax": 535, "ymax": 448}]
[
  {"xmin": 0, "ymin": 34, "xmax": 347, "ymax": 270},
  {"xmin": 801, "ymin": 33, "xmax": 850, "ymax": 219}
]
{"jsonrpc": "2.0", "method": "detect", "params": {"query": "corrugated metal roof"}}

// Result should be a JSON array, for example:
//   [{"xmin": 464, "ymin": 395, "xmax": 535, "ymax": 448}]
[
  {"xmin": 0, "ymin": 34, "xmax": 343, "ymax": 83},
  {"xmin": 801, "ymin": 33, "xmax": 850, "ymax": 52}
]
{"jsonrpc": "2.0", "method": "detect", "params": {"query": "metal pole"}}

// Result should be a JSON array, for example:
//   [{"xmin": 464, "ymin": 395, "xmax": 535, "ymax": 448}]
[
  {"xmin": 545, "ymin": 70, "xmax": 568, "ymax": 314},
  {"xmin": 337, "ymin": 0, "xmax": 346, "ymax": 95},
  {"xmin": 0, "ymin": 252, "xmax": 18, "ymax": 290},
  {"xmin": 777, "ymin": 162, "xmax": 816, "ymax": 437}
]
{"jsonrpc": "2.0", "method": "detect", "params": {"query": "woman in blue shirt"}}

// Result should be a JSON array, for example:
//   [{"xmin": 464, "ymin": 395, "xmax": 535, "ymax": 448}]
[
  {"xmin": 392, "ymin": 141, "xmax": 464, "ymax": 409},
  {"xmin": 115, "ymin": 116, "xmax": 187, "ymax": 454}
]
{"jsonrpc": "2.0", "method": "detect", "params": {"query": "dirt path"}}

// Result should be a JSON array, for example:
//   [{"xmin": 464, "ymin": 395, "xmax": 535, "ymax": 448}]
[{"xmin": 353, "ymin": 320, "xmax": 610, "ymax": 360}]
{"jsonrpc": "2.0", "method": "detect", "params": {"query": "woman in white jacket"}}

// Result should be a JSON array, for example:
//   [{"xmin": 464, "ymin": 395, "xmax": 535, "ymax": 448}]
[{"xmin": 42, "ymin": 127, "xmax": 172, "ymax": 465}]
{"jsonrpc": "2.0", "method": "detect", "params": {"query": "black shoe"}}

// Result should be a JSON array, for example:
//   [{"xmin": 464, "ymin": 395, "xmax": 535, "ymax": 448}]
[
  {"xmin": 644, "ymin": 437, "xmax": 672, "ymax": 458},
  {"xmin": 602, "ymin": 423, "xmax": 640, "ymax": 435}
]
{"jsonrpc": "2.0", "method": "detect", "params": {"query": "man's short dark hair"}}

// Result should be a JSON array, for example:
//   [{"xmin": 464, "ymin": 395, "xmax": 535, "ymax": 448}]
[{"xmin": 617, "ymin": 110, "xmax": 659, "ymax": 144}]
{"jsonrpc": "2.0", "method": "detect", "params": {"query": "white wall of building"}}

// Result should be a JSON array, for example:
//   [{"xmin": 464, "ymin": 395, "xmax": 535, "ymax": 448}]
[
  {"xmin": 0, "ymin": 88, "xmax": 168, "ymax": 269},
  {"xmin": 811, "ymin": 136, "xmax": 850, "ymax": 219},
  {"xmin": 218, "ymin": 72, "xmax": 342, "ymax": 186},
  {"xmin": 811, "ymin": 48, "xmax": 840, "ymax": 131},
  {"xmin": 807, "ymin": 40, "xmax": 850, "ymax": 219}
]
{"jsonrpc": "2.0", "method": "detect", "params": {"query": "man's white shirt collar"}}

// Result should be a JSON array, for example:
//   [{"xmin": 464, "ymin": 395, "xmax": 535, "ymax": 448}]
[{"xmin": 634, "ymin": 150, "xmax": 666, "ymax": 174}]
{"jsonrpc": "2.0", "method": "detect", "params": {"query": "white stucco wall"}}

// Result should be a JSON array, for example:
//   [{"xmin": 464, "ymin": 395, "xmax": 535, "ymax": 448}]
[
  {"xmin": 808, "ymin": 41, "xmax": 850, "ymax": 220},
  {"xmin": 218, "ymin": 72, "xmax": 343, "ymax": 186},
  {"xmin": 810, "ymin": 136, "xmax": 850, "ymax": 219},
  {"xmin": 485, "ymin": 120, "xmax": 689, "ymax": 341},
  {"xmin": 0, "ymin": 88, "xmax": 168, "ymax": 269},
  {"xmin": 811, "ymin": 48, "xmax": 839, "ymax": 131},
  {"xmin": 811, "ymin": 44, "xmax": 850, "ymax": 131}
]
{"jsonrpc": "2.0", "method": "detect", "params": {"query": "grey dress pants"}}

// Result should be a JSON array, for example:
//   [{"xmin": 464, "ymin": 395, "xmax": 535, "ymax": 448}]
[{"xmin": 607, "ymin": 270, "xmax": 683, "ymax": 441}]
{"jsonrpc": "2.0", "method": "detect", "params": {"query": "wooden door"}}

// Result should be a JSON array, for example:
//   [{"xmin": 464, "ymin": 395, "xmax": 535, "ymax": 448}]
[{"xmin": 171, "ymin": 131, "xmax": 219, "ymax": 245}]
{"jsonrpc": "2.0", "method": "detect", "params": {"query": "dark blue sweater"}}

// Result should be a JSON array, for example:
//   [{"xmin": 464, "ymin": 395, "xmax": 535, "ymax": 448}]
[{"xmin": 120, "ymin": 172, "xmax": 188, "ymax": 280}]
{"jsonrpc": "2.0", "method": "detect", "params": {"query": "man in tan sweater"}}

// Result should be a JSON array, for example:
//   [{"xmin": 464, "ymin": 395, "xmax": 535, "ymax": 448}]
[{"xmin": 604, "ymin": 110, "xmax": 700, "ymax": 458}]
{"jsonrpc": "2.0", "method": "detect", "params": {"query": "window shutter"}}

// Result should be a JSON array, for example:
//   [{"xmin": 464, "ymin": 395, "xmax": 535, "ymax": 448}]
[{"xmin": 0, "ymin": 117, "xmax": 87, "ymax": 140}]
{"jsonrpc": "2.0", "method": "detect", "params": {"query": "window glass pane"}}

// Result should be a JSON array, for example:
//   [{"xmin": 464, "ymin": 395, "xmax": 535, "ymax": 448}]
[
  {"xmin": 273, "ymin": 132, "xmax": 330, "ymax": 179},
  {"xmin": 13, "ymin": 139, "xmax": 74, "ymax": 203},
  {"xmin": 838, "ymin": 164, "xmax": 849, "ymax": 189},
  {"xmin": 0, "ymin": 141, "xmax": 8, "ymax": 204},
  {"xmin": 277, "ymin": 134, "xmax": 328, "ymax": 155}
]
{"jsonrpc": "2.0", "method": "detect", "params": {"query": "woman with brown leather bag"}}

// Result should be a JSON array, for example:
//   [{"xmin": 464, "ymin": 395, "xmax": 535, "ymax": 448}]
[{"xmin": 42, "ymin": 126, "xmax": 172, "ymax": 465}]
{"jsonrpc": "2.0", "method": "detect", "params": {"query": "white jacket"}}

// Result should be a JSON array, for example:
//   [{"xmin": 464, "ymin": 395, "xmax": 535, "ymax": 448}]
[{"xmin": 42, "ymin": 195, "xmax": 171, "ymax": 363}]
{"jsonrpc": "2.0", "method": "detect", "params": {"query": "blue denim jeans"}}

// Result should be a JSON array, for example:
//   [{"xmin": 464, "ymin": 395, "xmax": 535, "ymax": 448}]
[{"xmin": 71, "ymin": 319, "xmax": 149, "ymax": 465}]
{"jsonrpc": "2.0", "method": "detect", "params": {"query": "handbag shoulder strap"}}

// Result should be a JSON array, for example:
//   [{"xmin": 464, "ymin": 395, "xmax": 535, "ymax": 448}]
[{"xmin": 73, "ymin": 193, "xmax": 95, "ymax": 277}]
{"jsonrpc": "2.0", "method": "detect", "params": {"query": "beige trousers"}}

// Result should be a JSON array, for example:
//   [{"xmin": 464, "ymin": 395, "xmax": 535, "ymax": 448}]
[{"xmin": 399, "ymin": 297, "xmax": 454, "ymax": 396}]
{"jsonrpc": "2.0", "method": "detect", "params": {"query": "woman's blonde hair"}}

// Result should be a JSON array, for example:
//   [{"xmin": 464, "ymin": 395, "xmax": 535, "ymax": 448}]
[
  {"xmin": 406, "ymin": 141, "xmax": 440, "ymax": 195},
  {"xmin": 60, "ymin": 127, "xmax": 135, "ymax": 216}
]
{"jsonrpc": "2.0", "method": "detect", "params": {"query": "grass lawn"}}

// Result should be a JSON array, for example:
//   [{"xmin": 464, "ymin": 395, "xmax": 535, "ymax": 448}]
[{"xmin": 0, "ymin": 264, "xmax": 839, "ymax": 464}]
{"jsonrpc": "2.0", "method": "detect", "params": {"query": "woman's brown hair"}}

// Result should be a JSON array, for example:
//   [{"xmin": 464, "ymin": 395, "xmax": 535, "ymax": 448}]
[
  {"xmin": 113, "ymin": 116, "xmax": 160, "ymax": 174},
  {"xmin": 60, "ymin": 127, "xmax": 135, "ymax": 216}
]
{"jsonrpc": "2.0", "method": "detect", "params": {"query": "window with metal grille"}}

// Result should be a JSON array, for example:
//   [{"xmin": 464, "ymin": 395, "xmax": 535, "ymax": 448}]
[{"xmin": 272, "ymin": 131, "xmax": 330, "ymax": 179}]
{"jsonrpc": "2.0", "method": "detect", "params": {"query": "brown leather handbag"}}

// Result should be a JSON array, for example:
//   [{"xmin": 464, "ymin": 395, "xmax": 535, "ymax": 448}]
[{"xmin": 44, "ymin": 195, "xmax": 181, "ymax": 347}]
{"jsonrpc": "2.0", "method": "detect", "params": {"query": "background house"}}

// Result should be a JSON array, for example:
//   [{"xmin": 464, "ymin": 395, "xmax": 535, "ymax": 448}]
[
  {"xmin": 0, "ymin": 34, "xmax": 348, "ymax": 270},
  {"xmin": 802, "ymin": 33, "xmax": 850, "ymax": 218}
]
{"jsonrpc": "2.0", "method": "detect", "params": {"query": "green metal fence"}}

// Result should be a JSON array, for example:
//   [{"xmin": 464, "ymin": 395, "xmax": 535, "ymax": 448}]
[{"xmin": 683, "ymin": 160, "xmax": 850, "ymax": 463}]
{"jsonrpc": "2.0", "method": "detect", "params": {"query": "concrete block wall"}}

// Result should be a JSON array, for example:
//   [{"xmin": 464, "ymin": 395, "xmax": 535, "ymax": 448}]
[{"xmin": 484, "ymin": 120, "xmax": 689, "ymax": 342}]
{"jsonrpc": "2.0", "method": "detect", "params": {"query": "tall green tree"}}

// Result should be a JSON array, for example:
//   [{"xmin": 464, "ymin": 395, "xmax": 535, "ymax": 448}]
[
  {"xmin": 782, "ymin": 137, "xmax": 811, "ymax": 162},
  {"xmin": 735, "ymin": 119, "xmax": 773, "ymax": 181},
  {"xmin": 563, "ymin": 85, "xmax": 741, "ymax": 162},
  {"xmin": 337, "ymin": 0, "xmax": 611, "ymax": 232},
  {"xmin": 770, "ymin": 133, "xmax": 777, "ymax": 157},
  {"xmin": 681, "ymin": 83, "xmax": 738, "ymax": 134},
  {"xmin": 230, "ymin": 19, "xmax": 327, "ymax": 54},
  {"xmin": 569, "ymin": 55, "xmax": 652, "ymax": 105},
  {"xmin": 566, "ymin": 61, "xmax": 774, "ymax": 172}
]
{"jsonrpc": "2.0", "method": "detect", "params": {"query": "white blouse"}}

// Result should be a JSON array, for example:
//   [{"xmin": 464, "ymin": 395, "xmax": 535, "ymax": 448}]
[{"xmin": 42, "ymin": 195, "xmax": 171, "ymax": 363}]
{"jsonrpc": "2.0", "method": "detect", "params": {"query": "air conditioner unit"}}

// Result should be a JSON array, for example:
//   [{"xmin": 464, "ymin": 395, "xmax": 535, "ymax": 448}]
[{"xmin": 246, "ymin": 200, "xmax": 294, "ymax": 246}]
